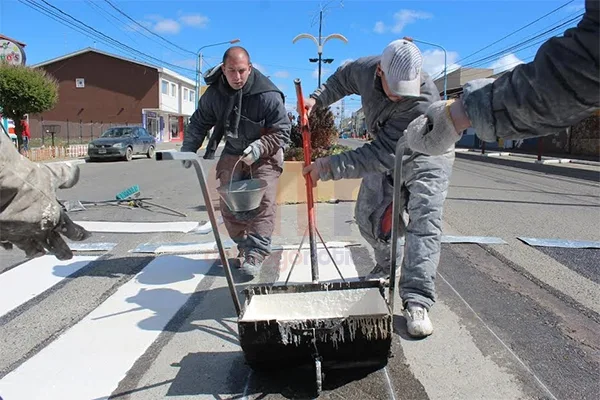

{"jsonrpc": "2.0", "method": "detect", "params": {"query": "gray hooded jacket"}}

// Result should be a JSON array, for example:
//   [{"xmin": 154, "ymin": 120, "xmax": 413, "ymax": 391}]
[
  {"xmin": 310, "ymin": 56, "xmax": 441, "ymax": 180},
  {"xmin": 181, "ymin": 65, "xmax": 291, "ymax": 160}
]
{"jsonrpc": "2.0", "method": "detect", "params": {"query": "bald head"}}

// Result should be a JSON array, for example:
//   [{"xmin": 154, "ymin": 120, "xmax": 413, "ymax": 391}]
[
  {"xmin": 222, "ymin": 46, "xmax": 251, "ymax": 64},
  {"xmin": 221, "ymin": 46, "xmax": 252, "ymax": 90}
]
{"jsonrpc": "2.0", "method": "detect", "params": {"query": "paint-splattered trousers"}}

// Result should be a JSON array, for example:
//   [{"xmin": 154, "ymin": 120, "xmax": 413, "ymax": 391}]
[
  {"xmin": 216, "ymin": 149, "xmax": 284, "ymax": 258},
  {"xmin": 355, "ymin": 151, "xmax": 455, "ymax": 309}
]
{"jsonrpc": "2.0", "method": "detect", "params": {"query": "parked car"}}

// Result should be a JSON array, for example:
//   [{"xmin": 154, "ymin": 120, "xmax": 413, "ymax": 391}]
[{"xmin": 88, "ymin": 126, "xmax": 156, "ymax": 161}]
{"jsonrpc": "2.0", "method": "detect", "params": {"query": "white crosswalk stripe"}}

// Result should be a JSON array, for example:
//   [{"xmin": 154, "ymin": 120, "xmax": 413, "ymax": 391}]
[
  {"xmin": 0, "ymin": 254, "xmax": 214, "ymax": 400},
  {"xmin": 0, "ymin": 255, "xmax": 98, "ymax": 318}
]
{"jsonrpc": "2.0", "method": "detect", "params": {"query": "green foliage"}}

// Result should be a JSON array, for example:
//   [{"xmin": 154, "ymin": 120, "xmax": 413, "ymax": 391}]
[
  {"xmin": 0, "ymin": 64, "xmax": 58, "ymax": 150},
  {"xmin": 285, "ymin": 106, "xmax": 349, "ymax": 161}
]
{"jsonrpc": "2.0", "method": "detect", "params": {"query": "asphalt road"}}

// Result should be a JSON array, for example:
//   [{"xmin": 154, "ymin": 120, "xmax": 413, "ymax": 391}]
[{"xmin": 1, "ymin": 142, "xmax": 598, "ymax": 400}]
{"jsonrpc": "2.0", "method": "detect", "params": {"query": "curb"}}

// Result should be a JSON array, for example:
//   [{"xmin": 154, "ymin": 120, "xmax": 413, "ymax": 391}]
[{"xmin": 455, "ymin": 151, "xmax": 600, "ymax": 183}]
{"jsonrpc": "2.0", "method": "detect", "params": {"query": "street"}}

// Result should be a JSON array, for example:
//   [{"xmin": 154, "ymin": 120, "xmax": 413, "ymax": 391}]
[{"xmin": 1, "ymin": 144, "xmax": 599, "ymax": 400}]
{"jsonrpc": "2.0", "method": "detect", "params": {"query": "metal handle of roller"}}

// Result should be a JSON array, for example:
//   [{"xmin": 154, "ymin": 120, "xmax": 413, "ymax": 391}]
[
  {"xmin": 388, "ymin": 136, "xmax": 407, "ymax": 315},
  {"xmin": 294, "ymin": 78, "xmax": 319, "ymax": 283},
  {"xmin": 155, "ymin": 150, "xmax": 242, "ymax": 316}
]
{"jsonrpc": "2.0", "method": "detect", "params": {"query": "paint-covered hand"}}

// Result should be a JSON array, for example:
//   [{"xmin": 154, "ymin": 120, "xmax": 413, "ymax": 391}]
[
  {"xmin": 302, "ymin": 157, "xmax": 330, "ymax": 187},
  {"xmin": 0, "ymin": 133, "xmax": 91, "ymax": 260},
  {"xmin": 405, "ymin": 99, "xmax": 470, "ymax": 156},
  {"xmin": 240, "ymin": 145, "xmax": 259, "ymax": 166},
  {"xmin": 298, "ymin": 97, "xmax": 316, "ymax": 117}
]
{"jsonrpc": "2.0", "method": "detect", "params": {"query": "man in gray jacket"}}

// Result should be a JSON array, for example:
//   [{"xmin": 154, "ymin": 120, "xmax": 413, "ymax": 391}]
[
  {"xmin": 406, "ymin": 0, "xmax": 599, "ymax": 156},
  {"xmin": 301, "ymin": 39, "xmax": 454, "ymax": 338},
  {"xmin": 181, "ymin": 47, "xmax": 291, "ymax": 279}
]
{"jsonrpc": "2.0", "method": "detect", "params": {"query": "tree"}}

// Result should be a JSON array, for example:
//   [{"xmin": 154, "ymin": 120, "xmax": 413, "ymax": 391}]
[
  {"xmin": 285, "ymin": 106, "xmax": 342, "ymax": 161},
  {"xmin": 308, "ymin": 106, "xmax": 338, "ymax": 151},
  {"xmin": 0, "ymin": 64, "xmax": 58, "ymax": 151}
]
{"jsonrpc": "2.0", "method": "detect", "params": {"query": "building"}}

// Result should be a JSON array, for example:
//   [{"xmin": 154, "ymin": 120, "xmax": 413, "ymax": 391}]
[
  {"xmin": 29, "ymin": 48, "xmax": 197, "ymax": 143},
  {"xmin": 433, "ymin": 67, "xmax": 494, "ymax": 99}
]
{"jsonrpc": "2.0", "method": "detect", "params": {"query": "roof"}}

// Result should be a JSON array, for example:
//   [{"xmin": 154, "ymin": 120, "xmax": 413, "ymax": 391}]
[
  {"xmin": 0, "ymin": 34, "xmax": 26, "ymax": 47},
  {"xmin": 31, "ymin": 47, "xmax": 195, "ymax": 86}
]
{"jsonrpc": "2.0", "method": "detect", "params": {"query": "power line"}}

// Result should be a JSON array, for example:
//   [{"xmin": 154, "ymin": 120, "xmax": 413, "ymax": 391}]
[
  {"xmin": 23, "ymin": 0, "xmax": 196, "ymax": 74},
  {"xmin": 454, "ymin": 0, "xmax": 575, "ymax": 65},
  {"xmin": 460, "ymin": 13, "xmax": 583, "ymax": 69},
  {"xmin": 102, "ymin": 0, "xmax": 194, "ymax": 56},
  {"xmin": 429, "ymin": 10, "xmax": 583, "ymax": 80}
]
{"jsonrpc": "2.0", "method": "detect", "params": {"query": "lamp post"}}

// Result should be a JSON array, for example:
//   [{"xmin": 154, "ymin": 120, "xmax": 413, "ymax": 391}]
[
  {"xmin": 293, "ymin": 10, "xmax": 348, "ymax": 87},
  {"xmin": 195, "ymin": 39, "xmax": 241, "ymax": 105},
  {"xmin": 404, "ymin": 36, "xmax": 447, "ymax": 100}
]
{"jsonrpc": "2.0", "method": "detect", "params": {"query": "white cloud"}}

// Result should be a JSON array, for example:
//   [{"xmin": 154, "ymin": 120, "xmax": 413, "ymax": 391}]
[
  {"xmin": 252, "ymin": 63, "xmax": 267, "ymax": 74},
  {"xmin": 373, "ymin": 21, "xmax": 386, "ymax": 34},
  {"xmin": 179, "ymin": 14, "xmax": 209, "ymax": 28},
  {"xmin": 421, "ymin": 49, "xmax": 460, "ymax": 78},
  {"xmin": 153, "ymin": 19, "xmax": 181, "ymax": 34},
  {"xmin": 312, "ymin": 67, "xmax": 332, "ymax": 80},
  {"xmin": 374, "ymin": 10, "xmax": 432, "ymax": 34},
  {"xmin": 274, "ymin": 70, "xmax": 289, "ymax": 78},
  {"xmin": 339, "ymin": 58, "xmax": 354, "ymax": 67},
  {"xmin": 173, "ymin": 59, "xmax": 197, "ymax": 68},
  {"xmin": 489, "ymin": 53, "xmax": 524, "ymax": 74}
]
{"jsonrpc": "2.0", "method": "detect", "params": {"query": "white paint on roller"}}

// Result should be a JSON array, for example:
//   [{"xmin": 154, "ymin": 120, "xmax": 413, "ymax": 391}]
[
  {"xmin": 276, "ymin": 248, "xmax": 360, "ymax": 284},
  {"xmin": 240, "ymin": 288, "xmax": 388, "ymax": 321},
  {"xmin": 0, "ymin": 254, "xmax": 215, "ymax": 400},
  {"xmin": 73, "ymin": 220, "xmax": 201, "ymax": 233},
  {"xmin": 0, "ymin": 255, "xmax": 98, "ymax": 318}
]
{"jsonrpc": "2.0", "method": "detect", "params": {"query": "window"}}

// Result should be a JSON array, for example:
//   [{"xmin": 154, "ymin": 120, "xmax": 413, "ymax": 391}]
[
  {"xmin": 161, "ymin": 80, "xmax": 169, "ymax": 94},
  {"xmin": 183, "ymin": 88, "xmax": 188, "ymax": 101},
  {"xmin": 189, "ymin": 90, "xmax": 195, "ymax": 102},
  {"xmin": 170, "ymin": 83, "xmax": 176, "ymax": 97}
]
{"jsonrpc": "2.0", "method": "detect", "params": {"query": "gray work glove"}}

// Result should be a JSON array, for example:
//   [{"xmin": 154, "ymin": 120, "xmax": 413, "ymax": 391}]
[
  {"xmin": 405, "ymin": 99, "xmax": 463, "ymax": 156},
  {"xmin": 0, "ymin": 132, "xmax": 91, "ymax": 260}
]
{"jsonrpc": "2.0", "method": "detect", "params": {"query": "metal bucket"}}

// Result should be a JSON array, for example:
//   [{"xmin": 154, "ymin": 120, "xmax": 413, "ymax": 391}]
[{"xmin": 217, "ymin": 178, "xmax": 268, "ymax": 212}]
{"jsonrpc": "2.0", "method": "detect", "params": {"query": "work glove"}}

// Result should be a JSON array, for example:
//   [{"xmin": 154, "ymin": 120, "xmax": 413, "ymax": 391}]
[
  {"xmin": 240, "ymin": 145, "xmax": 259, "ymax": 166},
  {"xmin": 0, "ymin": 133, "xmax": 91, "ymax": 260},
  {"xmin": 405, "ymin": 99, "xmax": 463, "ymax": 156},
  {"xmin": 302, "ymin": 157, "xmax": 331, "ymax": 187}
]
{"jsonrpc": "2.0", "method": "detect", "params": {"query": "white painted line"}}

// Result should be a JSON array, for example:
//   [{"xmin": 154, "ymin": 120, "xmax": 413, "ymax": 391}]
[
  {"xmin": 441, "ymin": 235, "xmax": 507, "ymax": 245},
  {"xmin": 0, "ymin": 254, "xmax": 216, "ymax": 400},
  {"xmin": 69, "ymin": 242, "xmax": 117, "ymax": 252},
  {"xmin": 517, "ymin": 237, "xmax": 600, "ymax": 249},
  {"xmin": 275, "ymin": 247, "xmax": 360, "ymax": 284},
  {"xmin": 73, "ymin": 220, "xmax": 201, "ymax": 233},
  {"xmin": 131, "ymin": 239, "xmax": 235, "ymax": 254},
  {"xmin": 0, "ymin": 255, "xmax": 98, "ymax": 318},
  {"xmin": 130, "ymin": 240, "xmax": 355, "ymax": 254},
  {"xmin": 274, "ymin": 241, "xmax": 357, "ymax": 251}
]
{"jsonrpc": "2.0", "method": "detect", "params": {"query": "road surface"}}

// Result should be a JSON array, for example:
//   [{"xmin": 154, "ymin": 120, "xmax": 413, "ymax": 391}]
[{"xmin": 1, "ymin": 144, "xmax": 598, "ymax": 400}]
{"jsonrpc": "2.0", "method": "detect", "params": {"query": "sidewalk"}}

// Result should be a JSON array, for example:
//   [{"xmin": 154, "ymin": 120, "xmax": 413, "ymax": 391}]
[{"xmin": 455, "ymin": 147, "xmax": 600, "ymax": 182}]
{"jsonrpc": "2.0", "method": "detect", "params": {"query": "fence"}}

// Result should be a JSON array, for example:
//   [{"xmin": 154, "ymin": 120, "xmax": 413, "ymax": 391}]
[
  {"xmin": 27, "ymin": 118, "xmax": 139, "ymax": 147},
  {"xmin": 25, "ymin": 144, "xmax": 88, "ymax": 162}
]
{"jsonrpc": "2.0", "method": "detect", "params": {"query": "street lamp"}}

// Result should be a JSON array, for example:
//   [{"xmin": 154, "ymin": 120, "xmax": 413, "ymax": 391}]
[
  {"xmin": 293, "ymin": 10, "xmax": 347, "ymax": 87},
  {"xmin": 195, "ymin": 39, "xmax": 241, "ymax": 105},
  {"xmin": 404, "ymin": 36, "xmax": 447, "ymax": 100}
]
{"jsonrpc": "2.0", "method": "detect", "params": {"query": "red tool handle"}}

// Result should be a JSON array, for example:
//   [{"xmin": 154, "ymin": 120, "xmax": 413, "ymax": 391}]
[{"xmin": 294, "ymin": 78, "xmax": 319, "ymax": 283}]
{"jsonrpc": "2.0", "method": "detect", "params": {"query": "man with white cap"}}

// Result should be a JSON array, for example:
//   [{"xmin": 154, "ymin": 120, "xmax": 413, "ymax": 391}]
[{"xmin": 300, "ymin": 39, "xmax": 454, "ymax": 338}]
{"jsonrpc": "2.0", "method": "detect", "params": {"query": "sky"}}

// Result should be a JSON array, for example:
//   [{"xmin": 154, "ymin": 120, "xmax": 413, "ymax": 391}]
[{"xmin": 0, "ymin": 0, "xmax": 586, "ymax": 118}]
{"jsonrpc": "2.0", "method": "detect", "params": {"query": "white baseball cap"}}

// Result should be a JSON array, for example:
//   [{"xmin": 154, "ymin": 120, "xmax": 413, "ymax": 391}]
[{"xmin": 380, "ymin": 39, "xmax": 423, "ymax": 97}]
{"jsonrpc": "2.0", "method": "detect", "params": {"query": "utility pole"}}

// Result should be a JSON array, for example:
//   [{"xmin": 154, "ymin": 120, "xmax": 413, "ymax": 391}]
[
  {"xmin": 293, "ymin": 9, "xmax": 348, "ymax": 87},
  {"xmin": 339, "ymin": 98, "xmax": 345, "ymax": 130}
]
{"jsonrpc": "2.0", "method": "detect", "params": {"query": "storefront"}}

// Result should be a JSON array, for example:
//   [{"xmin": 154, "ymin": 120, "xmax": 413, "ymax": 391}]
[{"xmin": 142, "ymin": 109, "xmax": 189, "ymax": 143}]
